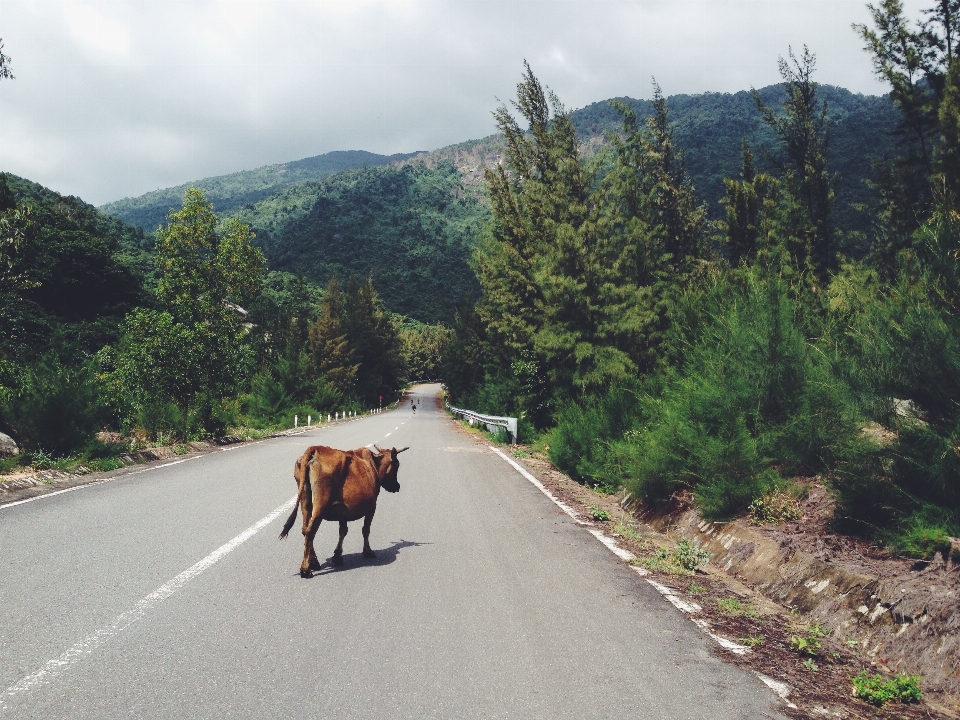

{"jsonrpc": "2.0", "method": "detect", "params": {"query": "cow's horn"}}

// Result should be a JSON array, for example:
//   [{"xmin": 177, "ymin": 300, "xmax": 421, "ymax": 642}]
[
  {"xmin": 396, "ymin": 446, "xmax": 410, "ymax": 453},
  {"xmin": 373, "ymin": 443, "xmax": 384, "ymax": 453}
]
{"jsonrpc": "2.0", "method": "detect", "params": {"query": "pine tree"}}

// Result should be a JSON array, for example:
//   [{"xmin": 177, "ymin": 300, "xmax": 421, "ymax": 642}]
[
  {"xmin": 854, "ymin": 1, "xmax": 960, "ymax": 271},
  {"xmin": 717, "ymin": 141, "xmax": 780, "ymax": 265},
  {"xmin": 937, "ymin": 59, "xmax": 960, "ymax": 204},
  {"xmin": 475, "ymin": 62, "xmax": 599, "ymax": 417},
  {"xmin": 307, "ymin": 277, "xmax": 358, "ymax": 396},
  {"xmin": 753, "ymin": 47, "xmax": 835, "ymax": 278},
  {"xmin": 341, "ymin": 275, "xmax": 402, "ymax": 405}
]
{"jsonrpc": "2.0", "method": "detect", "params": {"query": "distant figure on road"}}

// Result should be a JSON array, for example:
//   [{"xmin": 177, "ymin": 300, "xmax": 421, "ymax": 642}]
[{"xmin": 412, "ymin": 403, "xmax": 416, "ymax": 413}]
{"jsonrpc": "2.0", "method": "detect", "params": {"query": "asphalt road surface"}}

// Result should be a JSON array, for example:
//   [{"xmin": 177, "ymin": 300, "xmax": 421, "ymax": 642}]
[{"xmin": 0, "ymin": 384, "xmax": 785, "ymax": 719}]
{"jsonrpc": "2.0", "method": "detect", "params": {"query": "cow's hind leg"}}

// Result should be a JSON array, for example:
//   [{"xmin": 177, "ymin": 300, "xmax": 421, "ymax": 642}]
[
  {"xmin": 301, "ymin": 516, "xmax": 321, "ymax": 578},
  {"xmin": 332, "ymin": 521, "xmax": 348, "ymax": 565},
  {"xmin": 362, "ymin": 511, "xmax": 376, "ymax": 558}
]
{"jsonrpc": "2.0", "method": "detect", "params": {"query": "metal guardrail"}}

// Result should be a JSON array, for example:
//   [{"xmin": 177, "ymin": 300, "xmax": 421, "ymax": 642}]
[{"xmin": 446, "ymin": 402, "xmax": 518, "ymax": 444}]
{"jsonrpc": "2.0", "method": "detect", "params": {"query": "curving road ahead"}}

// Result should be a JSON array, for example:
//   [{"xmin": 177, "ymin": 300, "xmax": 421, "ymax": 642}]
[{"xmin": 0, "ymin": 384, "xmax": 784, "ymax": 719}]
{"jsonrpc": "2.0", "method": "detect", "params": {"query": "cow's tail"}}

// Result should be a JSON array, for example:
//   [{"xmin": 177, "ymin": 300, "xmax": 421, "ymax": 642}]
[
  {"xmin": 280, "ymin": 453, "xmax": 311, "ymax": 539},
  {"xmin": 279, "ymin": 498, "xmax": 299, "ymax": 540}
]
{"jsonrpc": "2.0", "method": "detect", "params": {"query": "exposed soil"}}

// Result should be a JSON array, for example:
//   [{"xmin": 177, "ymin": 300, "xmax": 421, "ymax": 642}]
[{"xmin": 453, "ymin": 422, "xmax": 959, "ymax": 720}]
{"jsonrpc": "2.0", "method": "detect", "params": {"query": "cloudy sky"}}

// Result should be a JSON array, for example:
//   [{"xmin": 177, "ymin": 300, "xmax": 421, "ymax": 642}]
[{"xmin": 0, "ymin": 0, "xmax": 925, "ymax": 206}]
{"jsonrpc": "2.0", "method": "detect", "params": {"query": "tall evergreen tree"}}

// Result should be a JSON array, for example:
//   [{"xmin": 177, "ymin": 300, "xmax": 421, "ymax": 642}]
[
  {"xmin": 855, "ymin": 1, "xmax": 960, "ymax": 269},
  {"xmin": 754, "ymin": 46, "xmax": 836, "ymax": 277},
  {"xmin": 475, "ymin": 62, "xmax": 600, "ymax": 419},
  {"xmin": 307, "ymin": 277, "xmax": 358, "ymax": 397},
  {"xmin": 937, "ymin": 59, "xmax": 960, "ymax": 203},
  {"xmin": 342, "ymin": 275, "xmax": 403, "ymax": 406},
  {"xmin": 615, "ymin": 84, "xmax": 707, "ymax": 269},
  {"xmin": 717, "ymin": 141, "xmax": 780, "ymax": 265}
]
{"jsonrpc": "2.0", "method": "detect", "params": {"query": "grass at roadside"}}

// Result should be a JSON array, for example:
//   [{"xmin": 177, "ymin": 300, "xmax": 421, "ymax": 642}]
[{"xmin": 0, "ymin": 423, "xmax": 293, "ymax": 481}]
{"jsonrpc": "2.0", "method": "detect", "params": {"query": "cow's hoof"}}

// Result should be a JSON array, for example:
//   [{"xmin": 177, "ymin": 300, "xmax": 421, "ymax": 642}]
[
  {"xmin": 363, "ymin": 549, "xmax": 376, "ymax": 559},
  {"xmin": 331, "ymin": 553, "xmax": 344, "ymax": 566},
  {"xmin": 300, "ymin": 568, "xmax": 313, "ymax": 578}
]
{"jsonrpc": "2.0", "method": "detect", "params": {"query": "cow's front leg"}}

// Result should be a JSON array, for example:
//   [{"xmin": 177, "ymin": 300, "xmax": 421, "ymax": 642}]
[
  {"xmin": 301, "ymin": 516, "xmax": 321, "ymax": 578},
  {"xmin": 332, "ymin": 521, "xmax": 348, "ymax": 565},
  {"xmin": 362, "ymin": 511, "xmax": 376, "ymax": 558}
]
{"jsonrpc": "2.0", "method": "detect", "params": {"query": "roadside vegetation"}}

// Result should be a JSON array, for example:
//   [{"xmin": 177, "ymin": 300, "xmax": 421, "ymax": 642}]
[
  {"xmin": 443, "ymin": 2, "xmax": 960, "ymax": 560},
  {"xmin": 0, "ymin": 181, "xmax": 447, "ymax": 471}
]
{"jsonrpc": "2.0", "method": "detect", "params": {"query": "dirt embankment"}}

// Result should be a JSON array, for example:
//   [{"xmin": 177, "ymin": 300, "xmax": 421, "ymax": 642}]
[{"xmin": 637, "ymin": 485, "xmax": 960, "ymax": 701}]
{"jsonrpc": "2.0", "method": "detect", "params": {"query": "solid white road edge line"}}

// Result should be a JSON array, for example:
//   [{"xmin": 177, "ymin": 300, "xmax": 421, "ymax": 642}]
[
  {"xmin": 0, "ymin": 457, "xmax": 200, "ymax": 511},
  {"xmin": 755, "ymin": 673, "xmax": 797, "ymax": 709},
  {"xmin": 488, "ymin": 446, "xmax": 753, "ymax": 658},
  {"xmin": 0, "ymin": 433, "xmax": 312, "ymax": 511},
  {"xmin": 0, "ymin": 496, "xmax": 297, "ymax": 711},
  {"xmin": 489, "ymin": 447, "xmax": 587, "ymax": 524}
]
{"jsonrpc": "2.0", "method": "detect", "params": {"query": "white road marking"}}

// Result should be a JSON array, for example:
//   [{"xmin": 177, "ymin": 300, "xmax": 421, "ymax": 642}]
[
  {"xmin": 487, "ymin": 446, "xmax": 755, "ymax": 661},
  {"xmin": 691, "ymin": 618, "xmax": 751, "ymax": 655},
  {"xmin": 1, "ymin": 483, "xmax": 102, "ymax": 510},
  {"xmin": 385, "ymin": 433, "xmax": 392, "ymax": 437},
  {"xmin": 0, "ymin": 457, "xmax": 201, "ymax": 511},
  {"xmin": 755, "ymin": 673, "xmax": 797, "ymax": 709},
  {"xmin": 0, "ymin": 496, "xmax": 296, "ymax": 710},
  {"xmin": 489, "ymin": 447, "xmax": 586, "ymax": 524},
  {"xmin": 647, "ymin": 579, "xmax": 703, "ymax": 614},
  {"xmin": 587, "ymin": 528, "xmax": 635, "ymax": 561}
]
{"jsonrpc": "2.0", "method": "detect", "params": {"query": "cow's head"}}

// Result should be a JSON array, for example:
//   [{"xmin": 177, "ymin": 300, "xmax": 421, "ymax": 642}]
[{"xmin": 373, "ymin": 444, "xmax": 408, "ymax": 493}]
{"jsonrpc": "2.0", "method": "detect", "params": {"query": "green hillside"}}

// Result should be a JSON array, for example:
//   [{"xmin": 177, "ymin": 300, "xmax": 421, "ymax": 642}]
[
  {"xmin": 98, "ymin": 84, "xmax": 899, "ymax": 325},
  {"xmin": 99, "ymin": 149, "xmax": 422, "ymax": 232},
  {"xmin": 1, "ymin": 173, "xmax": 150, "ymax": 358},
  {"xmin": 240, "ymin": 162, "xmax": 487, "ymax": 324},
  {"xmin": 570, "ymin": 84, "xmax": 900, "ymax": 236}
]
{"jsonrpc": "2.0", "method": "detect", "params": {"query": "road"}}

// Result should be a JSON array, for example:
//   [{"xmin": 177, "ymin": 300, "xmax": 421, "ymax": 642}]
[{"xmin": 0, "ymin": 384, "xmax": 784, "ymax": 719}]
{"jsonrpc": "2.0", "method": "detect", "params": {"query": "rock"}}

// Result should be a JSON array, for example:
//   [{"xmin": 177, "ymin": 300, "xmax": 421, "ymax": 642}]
[{"xmin": 0, "ymin": 431, "xmax": 19, "ymax": 457}]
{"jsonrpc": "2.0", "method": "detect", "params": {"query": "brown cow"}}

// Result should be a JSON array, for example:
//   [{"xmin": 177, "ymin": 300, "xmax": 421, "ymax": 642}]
[{"xmin": 279, "ymin": 443, "xmax": 408, "ymax": 578}]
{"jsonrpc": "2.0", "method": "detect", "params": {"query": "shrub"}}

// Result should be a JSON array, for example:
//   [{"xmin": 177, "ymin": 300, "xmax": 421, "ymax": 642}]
[
  {"xmin": 674, "ymin": 537, "xmax": 711, "ymax": 571},
  {"xmin": 589, "ymin": 505, "xmax": 610, "ymax": 521},
  {"xmin": 749, "ymin": 488, "xmax": 802, "ymax": 525},
  {"xmin": 3, "ymin": 355, "xmax": 102, "ymax": 457},
  {"xmin": 598, "ymin": 268, "xmax": 859, "ymax": 519},
  {"xmin": 548, "ymin": 381, "xmax": 643, "ymax": 485},
  {"xmin": 852, "ymin": 672, "xmax": 922, "ymax": 706},
  {"xmin": 637, "ymin": 537, "xmax": 710, "ymax": 575}
]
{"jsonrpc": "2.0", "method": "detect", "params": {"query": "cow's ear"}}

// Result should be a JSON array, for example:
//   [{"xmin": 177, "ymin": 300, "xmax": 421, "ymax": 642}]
[{"xmin": 395, "ymin": 446, "xmax": 410, "ymax": 454}]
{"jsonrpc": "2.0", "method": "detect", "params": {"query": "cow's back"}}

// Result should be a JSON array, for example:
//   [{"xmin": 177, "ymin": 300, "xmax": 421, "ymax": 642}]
[{"xmin": 301, "ymin": 445, "xmax": 378, "ymax": 522}]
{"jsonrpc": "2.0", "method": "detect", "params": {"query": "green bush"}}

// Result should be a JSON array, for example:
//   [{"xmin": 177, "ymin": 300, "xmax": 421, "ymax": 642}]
[
  {"xmin": 594, "ymin": 268, "xmax": 857, "ymax": 519},
  {"xmin": 852, "ymin": 672, "xmax": 922, "ymax": 706},
  {"xmin": 3, "ymin": 355, "xmax": 102, "ymax": 457},
  {"xmin": 548, "ymin": 381, "xmax": 644, "ymax": 484},
  {"xmin": 136, "ymin": 400, "xmax": 184, "ymax": 441},
  {"xmin": 825, "ymin": 223, "xmax": 960, "ymax": 552}
]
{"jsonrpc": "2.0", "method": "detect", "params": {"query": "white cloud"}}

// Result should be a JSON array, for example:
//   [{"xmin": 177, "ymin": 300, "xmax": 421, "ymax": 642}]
[
  {"xmin": 0, "ymin": 0, "xmax": 932, "ymax": 205},
  {"xmin": 63, "ymin": 1, "xmax": 133, "ymax": 62}
]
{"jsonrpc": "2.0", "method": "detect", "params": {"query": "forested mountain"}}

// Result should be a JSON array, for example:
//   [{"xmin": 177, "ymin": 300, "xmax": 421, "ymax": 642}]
[
  {"xmin": 0, "ymin": 173, "xmax": 150, "ymax": 358},
  {"xmin": 570, "ymin": 85, "xmax": 900, "ymax": 237},
  {"xmin": 234, "ymin": 162, "xmax": 486, "ymax": 324},
  {"xmin": 100, "ymin": 149, "xmax": 422, "ymax": 232},
  {"xmin": 97, "ymin": 84, "xmax": 899, "ymax": 326}
]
